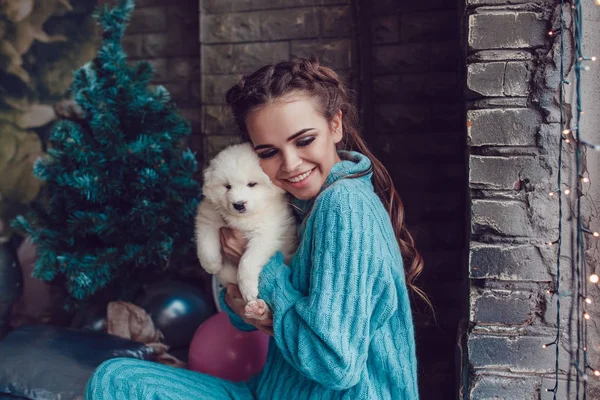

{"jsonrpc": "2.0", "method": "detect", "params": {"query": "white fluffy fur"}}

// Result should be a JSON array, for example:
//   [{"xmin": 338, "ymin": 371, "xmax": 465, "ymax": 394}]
[{"xmin": 195, "ymin": 143, "xmax": 297, "ymax": 318}]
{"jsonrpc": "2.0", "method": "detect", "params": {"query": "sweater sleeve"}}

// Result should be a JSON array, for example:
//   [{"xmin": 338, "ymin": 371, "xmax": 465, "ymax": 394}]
[
  {"xmin": 258, "ymin": 189, "xmax": 399, "ymax": 390},
  {"xmin": 218, "ymin": 287, "xmax": 258, "ymax": 332}
]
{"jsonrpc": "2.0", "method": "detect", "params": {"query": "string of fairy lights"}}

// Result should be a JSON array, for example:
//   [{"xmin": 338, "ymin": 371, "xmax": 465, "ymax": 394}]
[{"xmin": 544, "ymin": 1, "xmax": 600, "ymax": 398}]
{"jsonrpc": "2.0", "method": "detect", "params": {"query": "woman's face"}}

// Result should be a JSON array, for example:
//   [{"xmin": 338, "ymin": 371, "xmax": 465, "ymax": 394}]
[{"xmin": 245, "ymin": 93, "xmax": 343, "ymax": 200}]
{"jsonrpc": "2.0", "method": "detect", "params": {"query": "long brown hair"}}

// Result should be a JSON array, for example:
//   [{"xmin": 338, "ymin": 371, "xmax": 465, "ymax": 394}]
[{"xmin": 225, "ymin": 58, "xmax": 430, "ymax": 307}]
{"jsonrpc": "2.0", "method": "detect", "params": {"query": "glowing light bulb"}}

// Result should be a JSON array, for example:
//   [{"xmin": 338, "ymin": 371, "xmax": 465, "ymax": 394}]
[
  {"xmin": 549, "ymin": 31, "xmax": 554, "ymax": 36},
  {"xmin": 565, "ymin": 139, "xmax": 571, "ymax": 143},
  {"xmin": 549, "ymin": 192, "xmax": 555, "ymax": 197},
  {"xmin": 563, "ymin": 129, "xmax": 571, "ymax": 134},
  {"xmin": 542, "ymin": 344, "xmax": 547, "ymax": 348},
  {"xmin": 584, "ymin": 313, "xmax": 590, "ymax": 320},
  {"xmin": 583, "ymin": 177, "xmax": 590, "ymax": 183},
  {"xmin": 565, "ymin": 189, "xmax": 571, "ymax": 195},
  {"xmin": 593, "ymin": 56, "xmax": 597, "ymax": 61},
  {"xmin": 594, "ymin": 232, "xmax": 600, "ymax": 237},
  {"xmin": 595, "ymin": 370, "xmax": 600, "ymax": 376},
  {"xmin": 586, "ymin": 297, "xmax": 592, "ymax": 304},
  {"xmin": 590, "ymin": 274, "xmax": 599, "ymax": 283}
]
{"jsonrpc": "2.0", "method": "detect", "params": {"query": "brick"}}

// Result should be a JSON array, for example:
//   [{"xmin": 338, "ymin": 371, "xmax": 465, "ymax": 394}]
[
  {"xmin": 375, "ymin": 133, "xmax": 464, "ymax": 164},
  {"xmin": 179, "ymin": 108, "xmax": 201, "ymax": 132},
  {"xmin": 473, "ymin": 97, "xmax": 529, "ymax": 108},
  {"xmin": 166, "ymin": 3, "xmax": 199, "ymax": 33},
  {"xmin": 373, "ymin": 103, "xmax": 463, "ymax": 135},
  {"xmin": 200, "ymin": 13, "xmax": 261, "ymax": 43},
  {"xmin": 373, "ymin": 104, "xmax": 426, "ymax": 133},
  {"xmin": 122, "ymin": 35, "xmax": 144, "ymax": 59},
  {"xmin": 468, "ymin": 335, "xmax": 565, "ymax": 373},
  {"xmin": 206, "ymin": 135, "xmax": 243, "ymax": 159},
  {"xmin": 467, "ymin": 62, "xmax": 505, "ymax": 96},
  {"xmin": 467, "ymin": 61, "xmax": 531, "ymax": 97},
  {"xmin": 161, "ymin": 82, "xmax": 189, "ymax": 104},
  {"xmin": 127, "ymin": 7, "xmax": 167, "ymax": 34},
  {"xmin": 468, "ymin": 50, "xmax": 534, "ymax": 62},
  {"xmin": 201, "ymin": 0, "xmax": 323, "ymax": 14},
  {"xmin": 469, "ymin": 156, "xmax": 545, "ymax": 190},
  {"xmin": 373, "ymin": 72, "xmax": 460, "ymax": 103},
  {"xmin": 400, "ymin": 10, "xmax": 459, "ymax": 42},
  {"xmin": 291, "ymin": 39, "xmax": 351, "ymax": 70},
  {"xmin": 261, "ymin": 8, "xmax": 320, "ymax": 40},
  {"xmin": 468, "ymin": 0, "xmax": 536, "ymax": 4},
  {"xmin": 146, "ymin": 59, "xmax": 168, "ymax": 81},
  {"xmin": 469, "ymin": 375, "xmax": 538, "ymax": 400},
  {"xmin": 470, "ymin": 289, "xmax": 532, "ymax": 325},
  {"xmin": 471, "ymin": 200, "xmax": 533, "ymax": 237},
  {"xmin": 468, "ymin": 12, "xmax": 547, "ymax": 50},
  {"xmin": 373, "ymin": 41, "xmax": 461, "ymax": 74},
  {"xmin": 540, "ymin": 377, "xmax": 570, "ymax": 400},
  {"xmin": 201, "ymin": 74, "xmax": 237, "ymax": 104},
  {"xmin": 321, "ymin": 6, "xmax": 352, "ymax": 38},
  {"xmin": 202, "ymin": 43, "xmax": 289, "ymax": 74},
  {"xmin": 168, "ymin": 58, "xmax": 200, "ymax": 81},
  {"xmin": 543, "ymin": 290, "xmax": 574, "ymax": 328},
  {"xmin": 504, "ymin": 61, "xmax": 531, "ymax": 96},
  {"xmin": 203, "ymin": 105, "xmax": 238, "ymax": 135},
  {"xmin": 371, "ymin": 16, "xmax": 399, "ymax": 44},
  {"xmin": 469, "ymin": 244, "xmax": 554, "ymax": 281},
  {"xmin": 372, "ymin": 0, "xmax": 451, "ymax": 15},
  {"xmin": 467, "ymin": 109, "xmax": 541, "ymax": 146},
  {"xmin": 142, "ymin": 32, "xmax": 199, "ymax": 58}
]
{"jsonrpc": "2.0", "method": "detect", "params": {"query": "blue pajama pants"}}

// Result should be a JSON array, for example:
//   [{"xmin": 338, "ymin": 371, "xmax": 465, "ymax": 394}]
[{"xmin": 85, "ymin": 358, "xmax": 255, "ymax": 400}]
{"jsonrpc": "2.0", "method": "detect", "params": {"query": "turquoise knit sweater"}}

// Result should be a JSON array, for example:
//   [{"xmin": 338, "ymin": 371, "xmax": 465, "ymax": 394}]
[{"xmin": 220, "ymin": 151, "xmax": 419, "ymax": 400}]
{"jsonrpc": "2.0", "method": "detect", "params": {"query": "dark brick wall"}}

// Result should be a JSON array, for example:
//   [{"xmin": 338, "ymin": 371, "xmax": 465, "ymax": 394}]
[
  {"xmin": 364, "ymin": 1, "xmax": 467, "ymax": 399},
  {"xmin": 120, "ymin": 0, "xmax": 202, "ymax": 165},
  {"xmin": 199, "ymin": 0, "xmax": 355, "ymax": 161}
]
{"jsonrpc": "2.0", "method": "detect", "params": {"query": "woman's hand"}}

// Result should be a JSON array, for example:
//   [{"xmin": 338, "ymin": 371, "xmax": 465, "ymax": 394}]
[
  {"xmin": 224, "ymin": 284, "xmax": 274, "ymax": 336},
  {"xmin": 219, "ymin": 227, "xmax": 247, "ymax": 266}
]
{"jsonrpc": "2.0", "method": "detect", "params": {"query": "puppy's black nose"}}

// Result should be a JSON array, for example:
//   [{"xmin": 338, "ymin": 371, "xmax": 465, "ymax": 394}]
[{"xmin": 232, "ymin": 201, "xmax": 246, "ymax": 212}]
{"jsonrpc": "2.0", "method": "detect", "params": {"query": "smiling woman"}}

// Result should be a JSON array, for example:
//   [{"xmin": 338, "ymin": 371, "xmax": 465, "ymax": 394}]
[
  {"xmin": 246, "ymin": 94, "xmax": 343, "ymax": 200},
  {"xmin": 85, "ymin": 58, "xmax": 428, "ymax": 400}
]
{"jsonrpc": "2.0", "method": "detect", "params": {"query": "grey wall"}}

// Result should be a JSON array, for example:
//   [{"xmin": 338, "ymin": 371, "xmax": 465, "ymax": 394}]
[{"xmin": 465, "ymin": 0, "xmax": 600, "ymax": 398}]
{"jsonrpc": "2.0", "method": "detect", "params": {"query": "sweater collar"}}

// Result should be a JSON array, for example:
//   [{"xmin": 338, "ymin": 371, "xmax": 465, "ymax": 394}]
[{"xmin": 291, "ymin": 150, "xmax": 372, "ymax": 218}]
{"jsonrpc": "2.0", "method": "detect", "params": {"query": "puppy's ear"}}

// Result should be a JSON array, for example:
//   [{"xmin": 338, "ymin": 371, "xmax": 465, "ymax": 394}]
[{"xmin": 202, "ymin": 163, "xmax": 215, "ymax": 191}]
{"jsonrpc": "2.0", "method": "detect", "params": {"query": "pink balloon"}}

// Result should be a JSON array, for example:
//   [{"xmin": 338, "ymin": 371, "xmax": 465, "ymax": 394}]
[{"xmin": 188, "ymin": 312, "xmax": 270, "ymax": 382}]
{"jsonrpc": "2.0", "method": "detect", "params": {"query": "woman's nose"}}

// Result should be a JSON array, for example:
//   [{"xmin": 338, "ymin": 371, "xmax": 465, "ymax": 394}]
[{"xmin": 281, "ymin": 151, "xmax": 302, "ymax": 172}]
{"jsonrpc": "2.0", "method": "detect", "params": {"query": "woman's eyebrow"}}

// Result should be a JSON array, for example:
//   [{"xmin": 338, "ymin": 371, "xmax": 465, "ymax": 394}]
[{"xmin": 253, "ymin": 128, "xmax": 315, "ymax": 151}]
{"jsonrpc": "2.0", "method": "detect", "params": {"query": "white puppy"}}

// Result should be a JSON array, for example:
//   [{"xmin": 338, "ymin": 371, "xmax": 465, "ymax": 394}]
[{"xmin": 195, "ymin": 143, "xmax": 297, "ymax": 319}]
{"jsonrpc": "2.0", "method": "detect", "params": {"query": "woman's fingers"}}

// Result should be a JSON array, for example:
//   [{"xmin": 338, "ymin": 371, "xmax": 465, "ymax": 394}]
[{"xmin": 225, "ymin": 285, "xmax": 274, "ymax": 336}]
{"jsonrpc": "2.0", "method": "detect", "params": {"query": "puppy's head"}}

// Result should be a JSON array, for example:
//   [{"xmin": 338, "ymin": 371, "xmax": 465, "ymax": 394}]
[{"xmin": 202, "ymin": 143, "xmax": 284, "ymax": 216}]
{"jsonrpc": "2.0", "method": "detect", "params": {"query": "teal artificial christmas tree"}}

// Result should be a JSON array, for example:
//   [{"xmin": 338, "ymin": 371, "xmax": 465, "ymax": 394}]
[{"xmin": 13, "ymin": 0, "xmax": 201, "ymax": 301}]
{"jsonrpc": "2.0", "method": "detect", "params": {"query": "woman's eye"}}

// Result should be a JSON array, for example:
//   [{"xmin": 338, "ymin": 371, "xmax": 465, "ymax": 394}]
[
  {"xmin": 247, "ymin": 182, "xmax": 257, "ymax": 187},
  {"xmin": 225, "ymin": 184, "xmax": 231, "ymax": 190},
  {"xmin": 296, "ymin": 137, "xmax": 315, "ymax": 147},
  {"xmin": 257, "ymin": 150, "xmax": 277, "ymax": 159}
]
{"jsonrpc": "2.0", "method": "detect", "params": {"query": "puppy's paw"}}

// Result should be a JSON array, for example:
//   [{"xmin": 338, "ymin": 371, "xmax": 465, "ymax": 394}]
[
  {"xmin": 245, "ymin": 299, "xmax": 271, "ymax": 321},
  {"xmin": 237, "ymin": 278, "xmax": 259, "ymax": 303}
]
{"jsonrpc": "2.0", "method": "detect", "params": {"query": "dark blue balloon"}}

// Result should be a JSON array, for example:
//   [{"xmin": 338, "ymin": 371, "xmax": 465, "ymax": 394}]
[{"xmin": 135, "ymin": 281, "xmax": 216, "ymax": 349}]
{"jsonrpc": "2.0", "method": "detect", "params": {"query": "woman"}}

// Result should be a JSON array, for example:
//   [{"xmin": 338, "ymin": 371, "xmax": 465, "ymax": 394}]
[{"xmin": 85, "ymin": 58, "xmax": 426, "ymax": 400}]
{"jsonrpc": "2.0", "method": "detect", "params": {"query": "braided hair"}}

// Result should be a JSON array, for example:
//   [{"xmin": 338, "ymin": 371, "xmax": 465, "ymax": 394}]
[{"xmin": 225, "ymin": 58, "xmax": 430, "ymax": 308}]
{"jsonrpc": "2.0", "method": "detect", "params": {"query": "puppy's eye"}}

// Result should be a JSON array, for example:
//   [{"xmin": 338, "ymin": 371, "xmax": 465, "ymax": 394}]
[
  {"xmin": 248, "ymin": 182, "xmax": 257, "ymax": 187},
  {"xmin": 225, "ymin": 184, "xmax": 231, "ymax": 190}
]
